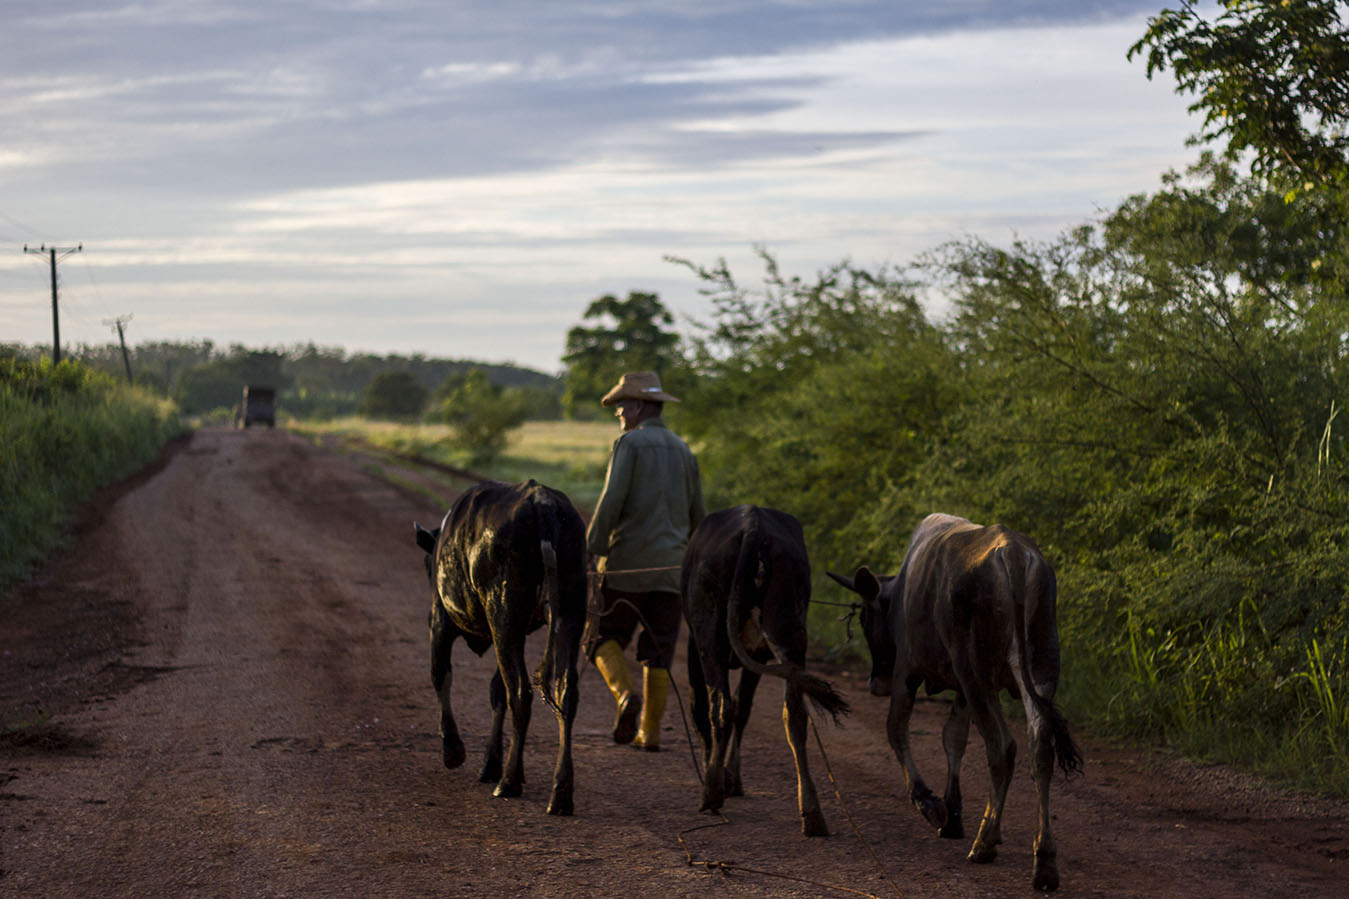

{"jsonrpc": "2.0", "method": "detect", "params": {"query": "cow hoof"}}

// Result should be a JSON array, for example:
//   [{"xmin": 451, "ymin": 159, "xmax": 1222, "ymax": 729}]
[
  {"xmin": 801, "ymin": 810, "xmax": 830, "ymax": 838},
  {"xmin": 493, "ymin": 781, "xmax": 523, "ymax": 799},
  {"xmin": 699, "ymin": 790, "xmax": 725, "ymax": 813},
  {"xmin": 725, "ymin": 772, "xmax": 744, "ymax": 798},
  {"xmin": 546, "ymin": 794, "xmax": 574, "ymax": 817},
  {"xmin": 1033, "ymin": 850, "xmax": 1059, "ymax": 891},
  {"xmin": 967, "ymin": 841, "xmax": 998, "ymax": 864},
  {"xmin": 442, "ymin": 740, "xmax": 467, "ymax": 770},
  {"xmin": 916, "ymin": 796, "xmax": 947, "ymax": 832},
  {"xmin": 479, "ymin": 758, "xmax": 502, "ymax": 784},
  {"xmin": 939, "ymin": 813, "xmax": 964, "ymax": 840}
]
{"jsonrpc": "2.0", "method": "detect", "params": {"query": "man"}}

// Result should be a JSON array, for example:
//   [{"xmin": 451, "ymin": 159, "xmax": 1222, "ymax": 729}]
[{"xmin": 586, "ymin": 371, "xmax": 706, "ymax": 751}]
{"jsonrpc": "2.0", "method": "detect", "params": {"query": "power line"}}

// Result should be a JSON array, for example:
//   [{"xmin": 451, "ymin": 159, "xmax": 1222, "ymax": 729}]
[{"xmin": 22, "ymin": 242, "xmax": 82, "ymax": 364}]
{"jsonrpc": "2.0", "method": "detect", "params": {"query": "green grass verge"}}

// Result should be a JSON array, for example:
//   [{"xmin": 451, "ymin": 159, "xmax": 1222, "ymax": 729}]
[{"xmin": 1, "ymin": 357, "xmax": 182, "ymax": 592}]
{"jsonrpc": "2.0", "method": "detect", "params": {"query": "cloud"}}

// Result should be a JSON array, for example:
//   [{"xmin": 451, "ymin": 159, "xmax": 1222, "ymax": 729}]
[{"xmin": 0, "ymin": 1, "xmax": 1193, "ymax": 369}]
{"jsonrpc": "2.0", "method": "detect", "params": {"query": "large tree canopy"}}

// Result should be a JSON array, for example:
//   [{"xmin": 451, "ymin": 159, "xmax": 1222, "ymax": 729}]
[
  {"xmin": 1130, "ymin": 0, "xmax": 1349, "ymax": 191},
  {"xmin": 560, "ymin": 291, "xmax": 682, "ymax": 419}
]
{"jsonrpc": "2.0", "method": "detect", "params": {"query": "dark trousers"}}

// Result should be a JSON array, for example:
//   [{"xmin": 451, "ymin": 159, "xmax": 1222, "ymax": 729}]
[{"xmin": 586, "ymin": 585, "xmax": 682, "ymax": 670}]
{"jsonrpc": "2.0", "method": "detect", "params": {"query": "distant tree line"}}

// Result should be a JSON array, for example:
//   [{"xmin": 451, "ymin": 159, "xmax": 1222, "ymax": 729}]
[{"xmin": 1, "ymin": 340, "xmax": 564, "ymax": 425}]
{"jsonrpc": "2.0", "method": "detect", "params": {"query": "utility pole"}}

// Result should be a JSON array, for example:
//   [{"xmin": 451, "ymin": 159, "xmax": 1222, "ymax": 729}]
[
  {"xmin": 104, "ymin": 314, "xmax": 134, "ymax": 382},
  {"xmin": 23, "ymin": 242, "xmax": 82, "ymax": 364}
]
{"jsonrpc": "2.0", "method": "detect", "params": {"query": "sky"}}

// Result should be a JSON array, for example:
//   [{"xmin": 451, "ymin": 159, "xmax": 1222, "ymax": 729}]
[{"xmin": 0, "ymin": 0, "xmax": 1204, "ymax": 375}]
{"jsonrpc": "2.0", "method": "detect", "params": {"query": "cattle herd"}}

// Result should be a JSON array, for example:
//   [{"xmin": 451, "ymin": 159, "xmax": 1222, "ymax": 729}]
[{"xmin": 415, "ymin": 482, "xmax": 1082, "ymax": 892}]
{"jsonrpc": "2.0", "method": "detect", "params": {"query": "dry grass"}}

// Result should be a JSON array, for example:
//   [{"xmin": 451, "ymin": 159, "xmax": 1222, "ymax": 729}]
[{"xmin": 291, "ymin": 417, "xmax": 616, "ymax": 511}]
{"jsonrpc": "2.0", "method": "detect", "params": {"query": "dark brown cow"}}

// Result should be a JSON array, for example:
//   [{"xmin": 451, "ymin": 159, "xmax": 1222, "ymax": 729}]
[
  {"xmin": 415, "ymin": 479, "xmax": 587, "ymax": 816},
  {"xmin": 682, "ymin": 504, "xmax": 850, "ymax": 836},
  {"xmin": 829, "ymin": 513, "xmax": 1082, "ymax": 891}
]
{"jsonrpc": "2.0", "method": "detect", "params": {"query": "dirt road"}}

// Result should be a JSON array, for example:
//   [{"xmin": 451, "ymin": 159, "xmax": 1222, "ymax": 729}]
[{"xmin": 2, "ymin": 427, "xmax": 1346, "ymax": 898}]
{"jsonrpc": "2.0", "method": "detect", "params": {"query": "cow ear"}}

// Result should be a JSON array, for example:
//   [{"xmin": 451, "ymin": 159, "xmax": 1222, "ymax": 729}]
[
  {"xmin": 854, "ymin": 566, "xmax": 882, "ymax": 605},
  {"xmin": 415, "ymin": 523, "xmax": 439, "ymax": 554}
]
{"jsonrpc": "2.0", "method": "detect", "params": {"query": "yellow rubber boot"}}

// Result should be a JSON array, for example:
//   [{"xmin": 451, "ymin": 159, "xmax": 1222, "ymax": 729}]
[
  {"xmin": 632, "ymin": 667, "xmax": 670, "ymax": 752},
  {"xmin": 592, "ymin": 640, "xmax": 640, "ymax": 744}
]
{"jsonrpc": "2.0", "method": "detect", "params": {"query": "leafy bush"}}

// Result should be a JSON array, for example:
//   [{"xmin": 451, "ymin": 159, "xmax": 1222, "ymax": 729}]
[
  {"xmin": 429, "ymin": 369, "xmax": 530, "ymax": 464},
  {"xmin": 674, "ymin": 159, "xmax": 1349, "ymax": 793},
  {"xmin": 1, "ymin": 357, "xmax": 181, "ymax": 589}
]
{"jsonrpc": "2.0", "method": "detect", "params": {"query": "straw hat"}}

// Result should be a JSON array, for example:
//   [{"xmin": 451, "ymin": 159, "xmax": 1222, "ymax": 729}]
[{"xmin": 600, "ymin": 371, "xmax": 680, "ymax": 406}]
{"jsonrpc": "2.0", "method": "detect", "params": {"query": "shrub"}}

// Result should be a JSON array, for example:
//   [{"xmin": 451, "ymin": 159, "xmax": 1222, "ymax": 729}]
[{"xmin": 1, "ymin": 357, "xmax": 181, "ymax": 589}]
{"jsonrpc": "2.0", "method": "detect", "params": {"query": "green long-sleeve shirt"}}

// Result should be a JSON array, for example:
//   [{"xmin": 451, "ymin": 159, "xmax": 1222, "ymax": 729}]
[{"xmin": 585, "ymin": 417, "xmax": 706, "ymax": 593}]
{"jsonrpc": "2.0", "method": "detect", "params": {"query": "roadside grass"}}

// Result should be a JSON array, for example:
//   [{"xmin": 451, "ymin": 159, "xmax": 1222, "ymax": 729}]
[
  {"xmin": 1, "ymin": 357, "xmax": 182, "ymax": 592},
  {"xmin": 1057, "ymin": 615, "xmax": 1349, "ymax": 797},
  {"xmin": 290, "ymin": 418, "xmax": 614, "ymax": 513}
]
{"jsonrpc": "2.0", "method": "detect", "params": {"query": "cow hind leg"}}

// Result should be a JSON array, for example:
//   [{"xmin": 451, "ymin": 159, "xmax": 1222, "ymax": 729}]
[
  {"xmin": 493, "ymin": 643, "xmax": 533, "ymax": 800},
  {"xmin": 1025, "ymin": 694, "xmax": 1069, "ymax": 891},
  {"xmin": 687, "ymin": 647, "xmax": 712, "ymax": 768},
  {"xmin": 783, "ymin": 680, "xmax": 828, "ymax": 837},
  {"xmin": 545, "ymin": 621, "xmax": 582, "ymax": 817},
  {"xmin": 725, "ymin": 667, "xmax": 760, "ymax": 799},
  {"xmin": 763, "ymin": 629, "xmax": 827, "ymax": 836},
  {"xmin": 966, "ymin": 693, "xmax": 1015, "ymax": 865},
  {"xmin": 699, "ymin": 654, "xmax": 733, "ymax": 814},
  {"xmin": 938, "ymin": 695, "xmax": 971, "ymax": 840},
  {"xmin": 479, "ymin": 670, "xmax": 506, "ymax": 784}
]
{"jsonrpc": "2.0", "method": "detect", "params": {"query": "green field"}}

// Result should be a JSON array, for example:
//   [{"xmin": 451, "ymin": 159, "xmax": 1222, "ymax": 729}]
[{"xmin": 292, "ymin": 418, "xmax": 616, "ymax": 512}]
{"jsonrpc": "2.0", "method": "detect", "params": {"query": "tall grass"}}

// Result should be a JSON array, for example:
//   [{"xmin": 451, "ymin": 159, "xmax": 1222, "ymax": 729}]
[
  {"xmin": 1, "ymin": 357, "xmax": 181, "ymax": 590},
  {"xmin": 1054, "ymin": 600, "xmax": 1349, "ymax": 795}
]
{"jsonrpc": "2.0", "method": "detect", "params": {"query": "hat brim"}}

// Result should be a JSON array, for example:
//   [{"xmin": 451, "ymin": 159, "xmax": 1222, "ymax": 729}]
[{"xmin": 600, "ymin": 386, "xmax": 680, "ymax": 406}]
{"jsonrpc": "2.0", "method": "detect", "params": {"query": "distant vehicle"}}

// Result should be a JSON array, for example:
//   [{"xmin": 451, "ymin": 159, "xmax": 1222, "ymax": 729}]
[{"xmin": 240, "ymin": 385, "xmax": 276, "ymax": 428}]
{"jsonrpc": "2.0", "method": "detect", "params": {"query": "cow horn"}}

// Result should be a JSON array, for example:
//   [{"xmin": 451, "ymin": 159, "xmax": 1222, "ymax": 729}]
[{"xmin": 825, "ymin": 570, "xmax": 855, "ymax": 591}]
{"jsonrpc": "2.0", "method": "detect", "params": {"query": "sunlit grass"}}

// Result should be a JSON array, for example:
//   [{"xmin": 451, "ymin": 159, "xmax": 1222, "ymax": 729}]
[{"xmin": 291, "ymin": 417, "xmax": 615, "ymax": 512}]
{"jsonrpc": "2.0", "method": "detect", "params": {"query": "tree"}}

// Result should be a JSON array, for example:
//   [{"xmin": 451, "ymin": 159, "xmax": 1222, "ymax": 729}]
[
  {"xmin": 671, "ymin": 250, "xmax": 951, "ymax": 568},
  {"xmin": 561, "ymin": 291, "xmax": 682, "ymax": 419},
  {"xmin": 429, "ymin": 369, "xmax": 529, "ymax": 463},
  {"xmin": 360, "ymin": 371, "xmax": 428, "ymax": 420},
  {"xmin": 1130, "ymin": 0, "xmax": 1349, "ymax": 191},
  {"xmin": 173, "ymin": 347, "xmax": 287, "ymax": 414}
]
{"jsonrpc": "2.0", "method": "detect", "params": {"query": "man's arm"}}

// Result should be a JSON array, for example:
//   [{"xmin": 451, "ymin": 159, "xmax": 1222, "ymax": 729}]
[{"xmin": 585, "ymin": 436, "xmax": 634, "ymax": 556}]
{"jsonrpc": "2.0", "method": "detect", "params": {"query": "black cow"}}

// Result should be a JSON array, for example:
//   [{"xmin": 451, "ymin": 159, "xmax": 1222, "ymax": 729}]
[
  {"xmin": 829, "ymin": 513, "xmax": 1082, "ymax": 891},
  {"xmin": 682, "ymin": 504, "xmax": 850, "ymax": 836},
  {"xmin": 414, "ymin": 479, "xmax": 587, "ymax": 816}
]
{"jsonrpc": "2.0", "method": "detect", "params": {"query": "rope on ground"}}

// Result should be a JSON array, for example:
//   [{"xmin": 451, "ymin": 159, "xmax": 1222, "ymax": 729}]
[
  {"xmin": 811, "ymin": 716, "xmax": 907, "ymax": 899},
  {"xmin": 676, "ymin": 812, "xmax": 894, "ymax": 899}
]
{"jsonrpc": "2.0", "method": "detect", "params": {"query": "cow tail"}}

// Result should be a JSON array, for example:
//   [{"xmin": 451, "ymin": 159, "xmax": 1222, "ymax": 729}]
[
  {"xmin": 1001, "ymin": 548, "xmax": 1083, "ymax": 778},
  {"xmin": 534, "ymin": 496, "xmax": 565, "ymax": 714},
  {"xmin": 725, "ymin": 520, "xmax": 850, "ymax": 723}
]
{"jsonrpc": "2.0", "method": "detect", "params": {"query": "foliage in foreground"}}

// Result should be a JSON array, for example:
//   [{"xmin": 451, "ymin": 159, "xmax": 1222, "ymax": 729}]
[
  {"xmin": 0, "ymin": 356, "xmax": 181, "ymax": 591},
  {"xmin": 672, "ymin": 159, "xmax": 1349, "ymax": 795}
]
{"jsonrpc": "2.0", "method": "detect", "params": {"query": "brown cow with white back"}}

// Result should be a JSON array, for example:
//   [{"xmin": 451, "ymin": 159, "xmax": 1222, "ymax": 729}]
[{"xmin": 829, "ymin": 513, "xmax": 1082, "ymax": 892}]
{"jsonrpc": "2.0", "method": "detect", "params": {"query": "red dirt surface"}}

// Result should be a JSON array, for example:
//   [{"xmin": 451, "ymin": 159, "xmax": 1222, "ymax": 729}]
[{"xmin": 2, "ymin": 427, "xmax": 1346, "ymax": 898}]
